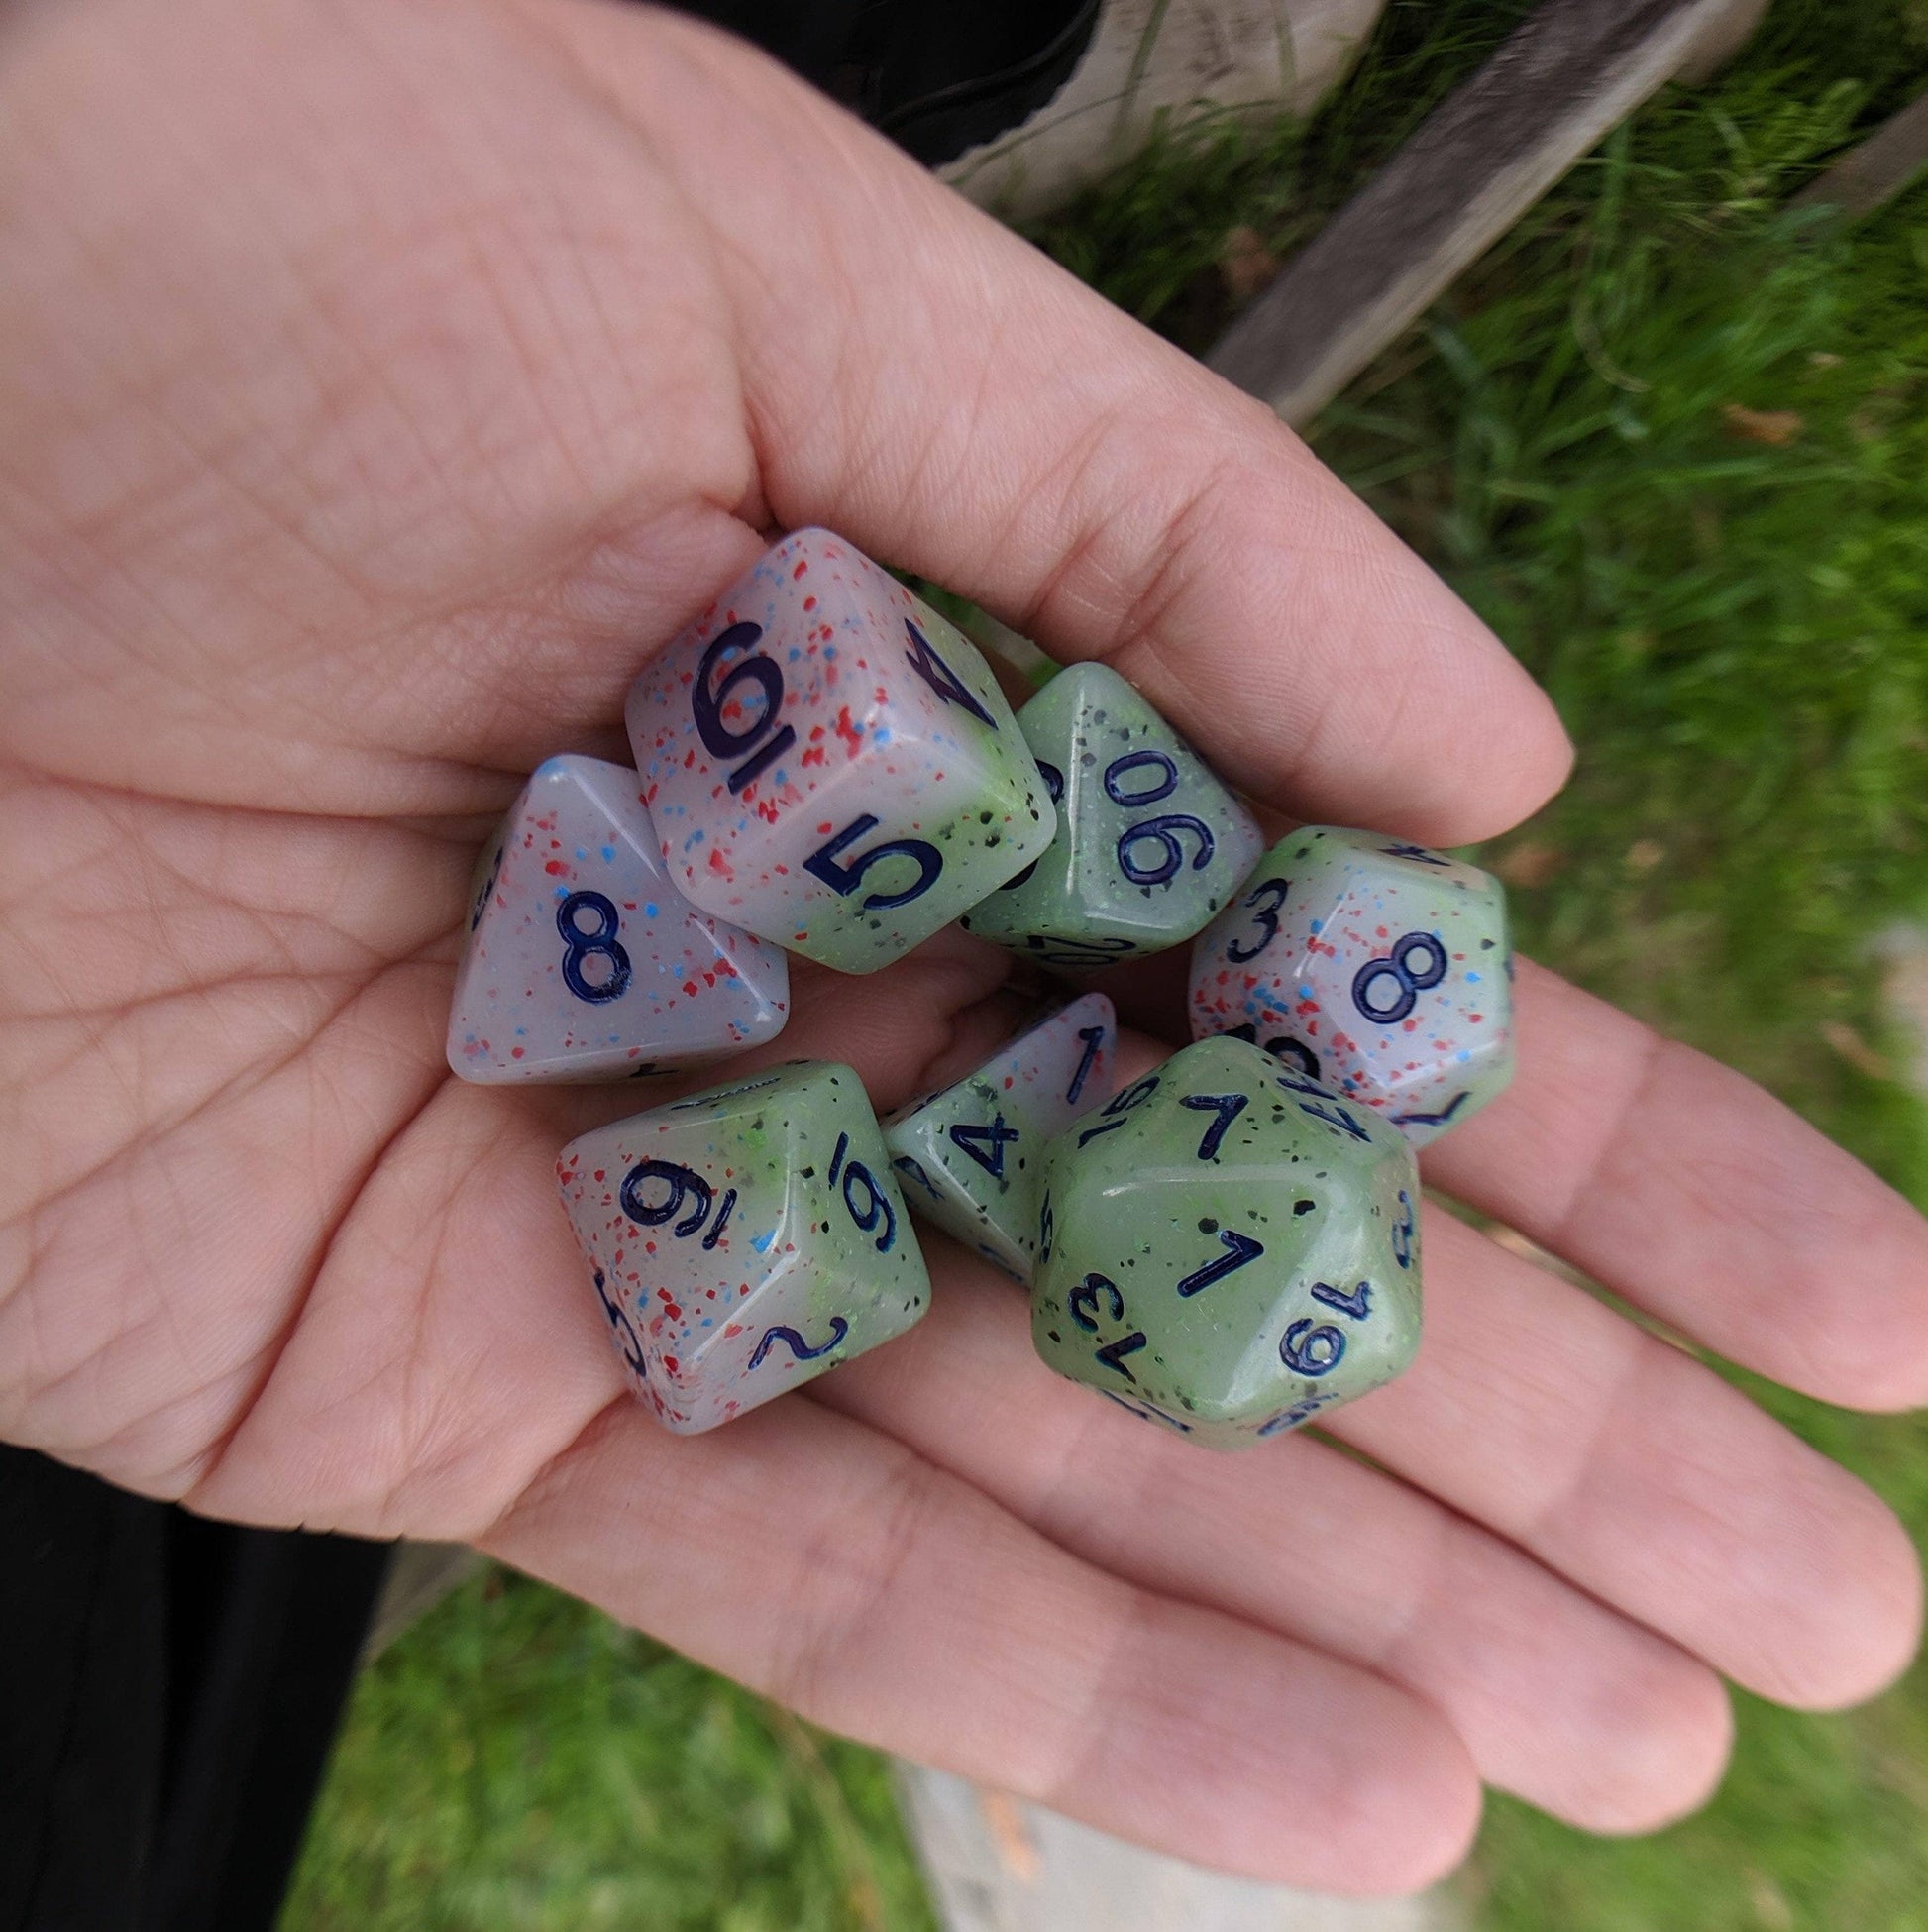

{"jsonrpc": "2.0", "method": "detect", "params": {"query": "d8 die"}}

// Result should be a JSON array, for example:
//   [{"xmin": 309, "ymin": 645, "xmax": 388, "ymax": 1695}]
[
  {"xmin": 1189, "ymin": 827, "xmax": 1514, "ymax": 1145},
  {"xmin": 625, "ymin": 530, "xmax": 1056, "ymax": 974},
  {"xmin": 557, "ymin": 1061, "xmax": 928, "ymax": 1433},
  {"xmin": 1031, "ymin": 1035, "xmax": 1421, "ymax": 1449},
  {"xmin": 448, "ymin": 755, "xmax": 790, "ymax": 1083},
  {"xmin": 959, "ymin": 662, "xmax": 1264, "ymax": 970},
  {"xmin": 883, "ymin": 992, "xmax": 1117, "ymax": 1282}
]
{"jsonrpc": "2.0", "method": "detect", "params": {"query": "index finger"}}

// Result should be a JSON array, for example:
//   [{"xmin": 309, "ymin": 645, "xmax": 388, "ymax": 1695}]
[
  {"xmin": 1424, "ymin": 958, "xmax": 1928, "ymax": 1412},
  {"xmin": 551, "ymin": 4, "xmax": 1572, "ymax": 846}
]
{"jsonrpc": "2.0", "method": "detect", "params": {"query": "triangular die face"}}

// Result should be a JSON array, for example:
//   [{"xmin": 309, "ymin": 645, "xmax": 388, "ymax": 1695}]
[
  {"xmin": 883, "ymin": 993, "xmax": 1116, "ymax": 1280},
  {"xmin": 449, "ymin": 755, "xmax": 789, "ymax": 1083},
  {"xmin": 1032, "ymin": 1036, "xmax": 1420, "ymax": 1442}
]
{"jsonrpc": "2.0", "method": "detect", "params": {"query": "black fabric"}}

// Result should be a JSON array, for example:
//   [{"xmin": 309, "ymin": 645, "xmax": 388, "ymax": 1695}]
[
  {"xmin": 1, "ymin": 1446, "xmax": 391, "ymax": 1932},
  {"xmin": 663, "ymin": 0, "xmax": 1101, "ymax": 163}
]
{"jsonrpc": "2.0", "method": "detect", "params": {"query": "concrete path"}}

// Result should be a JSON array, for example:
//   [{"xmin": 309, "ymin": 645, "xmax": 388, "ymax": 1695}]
[{"xmin": 896, "ymin": 1764, "xmax": 1456, "ymax": 1932}]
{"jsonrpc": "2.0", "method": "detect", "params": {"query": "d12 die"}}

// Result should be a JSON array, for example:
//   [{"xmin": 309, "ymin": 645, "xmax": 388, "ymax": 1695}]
[
  {"xmin": 625, "ymin": 529, "xmax": 1056, "ymax": 974},
  {"xmin": 1189, "ymin": 827, "xmax": 1514, "ymax": 1145},
  {"xmin": 448, "ymin": 755, "xmax": 790, "ymax": 1083},
  {"xmin": 1031, "ymin": 1035, "xmax": 1421, "ymax": 1449},
  {"xmin": 883, "ymin": 992, "xmax": 1117, "ymax": 1282},
  {"xmin": 960, "ymin": 662, "xmax": 1264, "ymax": 970},
  {"xmin": 557, "ymin": 1061, "xmax": 928, "ymax": 1433}
]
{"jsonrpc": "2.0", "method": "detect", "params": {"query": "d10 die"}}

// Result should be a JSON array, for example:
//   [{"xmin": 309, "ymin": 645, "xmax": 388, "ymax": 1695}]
[
  {"xmin": 883, "ymin": 992, "xmax": 1117, "ymax": 1282},
  {"xmin": 558, "ymin": 1061, "xmax": 928, "ymax": 1433},
  {"xmin": 1031, "ymin": 1035, "xmax": 1421, "ymax": 1449},
  {"xmin": 448, "ymin": 755, "xmax": 790, "ymax": 1083},
  {"xmin": 625, "ymin": 529, "xmax": 1056, "ymax": 974},
  {"xmin": 1189, "ymin": 827, "xmax": 1514, "ymax": 1145},
  {"xmin": 959, "ymin": 662, "xmax": 1264, "ymax": 970}
]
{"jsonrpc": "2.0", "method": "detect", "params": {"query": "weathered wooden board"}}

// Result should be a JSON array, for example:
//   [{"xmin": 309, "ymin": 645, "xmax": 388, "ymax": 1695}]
[
  {"xmin": 1792, "ymin": 89, "xmax": 1928, "ymax": 218},
  {"xmin": 1207, "ymin": 0, "xmax": 1769, "ymax": 426}
]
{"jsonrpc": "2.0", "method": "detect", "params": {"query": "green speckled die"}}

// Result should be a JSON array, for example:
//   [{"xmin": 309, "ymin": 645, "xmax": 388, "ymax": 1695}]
[
  {"xmin": 883, "ymin": 992, "xmax": 1116, "ymax": 1281},
  {"xmin": 960, "ymin": 662, "xmax": 1264, "ymax": 970},
  {"xmin": 557, "ymin": 1061, "xmax": 928, "ymax": 1433},
  {"xmin": 1031, "ymin": 1036, "xmax": 1421, "ymax": 1449}
]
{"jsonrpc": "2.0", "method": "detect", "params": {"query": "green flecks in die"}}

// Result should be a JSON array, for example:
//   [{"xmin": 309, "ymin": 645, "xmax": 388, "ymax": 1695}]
[
  {"xmin": 882, "ymin": 993, "xmax": 1116, "ymax": 1281},
  {"xmin": 1030, "ymin": 1035, "xmax": 1421, "ymax": 1450},
  {"xmin": 960, "ymin": 662, "xmax": 1266, "ymax": 969},
  {"xmin": 557, "ymin": 1060, "xmax": 929, "ymax": 1433}
]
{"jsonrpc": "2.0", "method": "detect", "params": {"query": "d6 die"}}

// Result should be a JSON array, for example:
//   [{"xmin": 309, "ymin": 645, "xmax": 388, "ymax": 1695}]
[
  {"xmin": 558, "ymin": 1061, "xmax": 928, "ymax": 1433},
  {"xmin": 960, "ymin": 662, "xmax": 1264, "ymax": 970},
  {"xmin": 883, "ymin": 992, "xmax": 1117, "ymax": 1281},
  {"xmin": 625, "ymin": 529, "xmax": 1056, "ymax": 973},
  {"xmin": 1031, "ymin": 1036, "xmax": 1421, "ymax": 1449},
  {"xmin": 448, "ymin": 755, "xmax": 790, "ymax": 1082},
  {"xmin": 1189, "ymin": 827, "xmax": 1514, "ymax": 1145}
]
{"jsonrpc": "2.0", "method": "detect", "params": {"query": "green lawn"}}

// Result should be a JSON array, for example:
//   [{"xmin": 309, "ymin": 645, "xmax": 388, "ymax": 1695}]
[{"xmin": 284, "ymin": 4, "xmax": 1928, "ymax": 1927}]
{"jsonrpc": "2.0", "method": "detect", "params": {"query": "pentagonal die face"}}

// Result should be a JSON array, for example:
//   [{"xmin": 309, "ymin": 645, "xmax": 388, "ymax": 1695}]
[
  {"xmin": 961, "ymin": 663, "xmax": 1264, "ymax": 971},
  {"xmin": 1189, "ymin": 827, "xmax": 1514, "ymax": 1145},
  {"xmin": 447, "ymin": 756, "xmax": 790, "ymax": 1083},
  {"xmin": 625, "ymin": 529, "xmax": 1056, "ymax": 974},
  {"xmin": 883, "ymin": 992, "xmax": 1117, "ymax": 1282},
  {"xmin": 1031, "ymin": 1036, "xmax": 1421, "ymax": 1449},
  {"xmin": 557, "ymin": 1062, "xmax": 929, "ymax": 1433}
]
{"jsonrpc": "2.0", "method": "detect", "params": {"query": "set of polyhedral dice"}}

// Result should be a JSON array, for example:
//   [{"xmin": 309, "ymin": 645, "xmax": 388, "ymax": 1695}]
[{"xmin": 449, "ymin": 529, "xmax": 1513, "ymax": 1447}]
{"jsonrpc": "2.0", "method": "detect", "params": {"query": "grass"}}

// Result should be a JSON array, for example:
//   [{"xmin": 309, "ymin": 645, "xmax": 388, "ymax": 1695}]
[
  {"xmin": 286, "ymin": 3, "xmax": 1928, "ymax": 1926},
  {"xmin": 282, "ymin": 1566, "xmax": 937, "ymax": 1932}
]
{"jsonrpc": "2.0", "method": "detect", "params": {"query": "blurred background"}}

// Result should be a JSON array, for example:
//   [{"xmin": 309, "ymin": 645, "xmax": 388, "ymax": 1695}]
[{"xmin": 282, "ymin": 1, "xmax": 1928, "ymax": 1925}]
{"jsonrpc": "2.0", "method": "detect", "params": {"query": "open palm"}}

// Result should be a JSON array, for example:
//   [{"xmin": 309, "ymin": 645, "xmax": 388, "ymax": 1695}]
[{"xmin": 4, "ymin": 0, "xmax": 1924, "ymax": 1895}]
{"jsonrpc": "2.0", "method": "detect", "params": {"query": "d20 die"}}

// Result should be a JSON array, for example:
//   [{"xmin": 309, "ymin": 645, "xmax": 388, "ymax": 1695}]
[
  {"xmin": 883, "ymin": 992, "xmax": 1117, "ymax": 1282},
  {"xmin": 1189, "ymin": 827, "xmax": 1514, "ymax": 1145},
  {"xmin": 557, "ymin": 1061, "xmax": 929, "ymax": 1434},
  {"xmin": 448, "ymin": 755, "xmax": 790, "ymax": 1083},
  {"xmin": 959, "ymin": 662, "xmax": 1264, "ymax": 970},
  {"xmin": 1031, "ymin": 1035, "xmax": 1421, "ymax": 1449},
  {"xmin": 625, "ymin": 529, "xmax": 1055, "ymax": 974}
]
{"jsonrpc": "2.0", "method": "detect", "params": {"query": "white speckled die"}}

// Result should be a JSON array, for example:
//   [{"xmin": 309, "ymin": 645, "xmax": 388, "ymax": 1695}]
[
  {"xmin": 447, "ymin": 755, "xmax": 790, "ymax": 1083},
  {"xmin": 883, "ymin": 992, "xmax": 1117, "ymax": 1281},
  {"xmin": 557, "ymin": 1062, "xmax": 930, "ymax": 1433},
  {"xmin": 625, "ymin": 529, "xmax": 1056, "ymax": 974},
  {"xmin": 1188, "ymin": 827, "xmax": 1513, "ymax": 1145}
]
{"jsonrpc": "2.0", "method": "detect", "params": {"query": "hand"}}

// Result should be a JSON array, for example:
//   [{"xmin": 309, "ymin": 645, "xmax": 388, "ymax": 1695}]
[{"xmin": 4, "ymin": 0, "xmax": 1922, "ymax": 1896}]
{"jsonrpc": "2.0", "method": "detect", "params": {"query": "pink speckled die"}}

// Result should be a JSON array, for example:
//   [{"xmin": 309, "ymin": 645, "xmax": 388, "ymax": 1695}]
[
  {"xmin": 625, "ymin": 529, "xmax": 1056, "ymax": 974},
  {"xmin": 447, "ymin": 755, "xmax": 790, "ymax": 1083},
  {"xmin": 1188, "ymin": 827, "xmax": 1513, "ymax": 1145},
  {"xmin": 557, "ymin": 1062, "xmax": 929, "ymax": 1433}
]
